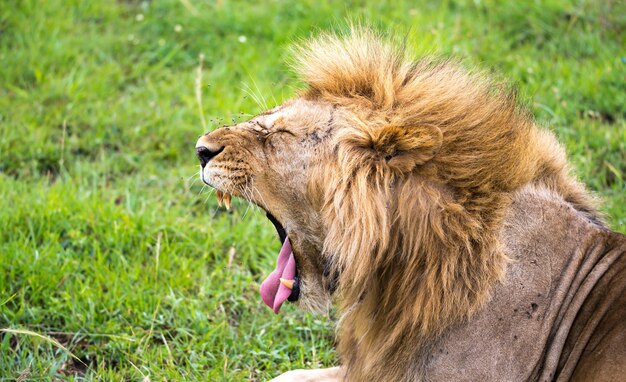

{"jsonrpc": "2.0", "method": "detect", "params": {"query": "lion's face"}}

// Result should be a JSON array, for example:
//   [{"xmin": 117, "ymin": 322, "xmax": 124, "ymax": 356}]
[{"xmin": 196, "ymin": 98, "xmax": 337, "ymax": 313}]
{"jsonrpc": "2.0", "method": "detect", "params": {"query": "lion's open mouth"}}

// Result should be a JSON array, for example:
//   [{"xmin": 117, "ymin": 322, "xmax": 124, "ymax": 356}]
[
  {"xmin": 260, "ymin": 212, "xmax": 300, "ymax": 313},
  {"xmin": 213, "ymin": 191, "xmax": 300, "ymax": 313}
]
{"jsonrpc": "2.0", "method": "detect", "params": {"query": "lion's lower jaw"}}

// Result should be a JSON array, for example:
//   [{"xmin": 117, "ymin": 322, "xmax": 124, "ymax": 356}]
[{"xmin": 295, "ymin": 278, "xmax": 332, "ymax": 314}]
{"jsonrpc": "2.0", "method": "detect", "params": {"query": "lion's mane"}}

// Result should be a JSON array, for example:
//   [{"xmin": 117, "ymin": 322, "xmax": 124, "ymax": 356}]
[{"xmin": 292, "ymin": 28, "xmax": 600, "ymax": 381}]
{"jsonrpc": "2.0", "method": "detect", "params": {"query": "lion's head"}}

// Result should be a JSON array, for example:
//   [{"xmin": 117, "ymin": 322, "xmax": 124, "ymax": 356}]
[
  {"xmin": 196, "ymin": 98, "xmax": 337, "ymax": 313},
  {"xmin": 196, "ymin": 28, "xmax": 600, "ymax": 380}
]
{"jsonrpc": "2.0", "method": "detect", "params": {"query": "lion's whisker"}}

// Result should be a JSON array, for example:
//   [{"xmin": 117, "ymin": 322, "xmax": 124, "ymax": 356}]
[
  {"xmin": 240, "ymin": 178, "xmax": 257, "ymax": 220},
  {"xmin": 197, "ymin": 183, "xmax": 209, "ymax": 197},
  {"xmin": 241, "ymin": 82, "xmax": 268, "ymax": 111},
  {"xmin": 186, "ymin": 170, "xmax": 201, "ymax": 182}
]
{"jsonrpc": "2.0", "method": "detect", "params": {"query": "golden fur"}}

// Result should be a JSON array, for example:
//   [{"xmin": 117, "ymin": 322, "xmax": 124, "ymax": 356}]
[
  {"xmin": 196, "ymin": 28, "xmax": 609, "ymax": 381},
  {"xmin": 292, "ymin": 29, "xmax": 600, "ymax": 380}
]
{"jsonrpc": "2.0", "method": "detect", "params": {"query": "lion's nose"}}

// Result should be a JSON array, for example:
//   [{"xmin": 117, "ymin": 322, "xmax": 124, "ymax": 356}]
[{"xmin": 195, "ymin": 145, "xmax": 224, "ymax": 167}]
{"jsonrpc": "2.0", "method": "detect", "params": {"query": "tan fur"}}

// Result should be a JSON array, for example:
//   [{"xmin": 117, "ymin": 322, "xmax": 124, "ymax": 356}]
[
  {"xmin": 292, "ymin": 28, "xmax": 600, "ymax": 380},
  {"xmin": 196, "ymin": 28, "xmax": 606, "ymax": 381}
]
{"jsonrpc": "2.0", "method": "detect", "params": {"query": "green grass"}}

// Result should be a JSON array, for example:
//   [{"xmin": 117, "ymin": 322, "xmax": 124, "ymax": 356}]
[{"xmin": 0, "ymin": 0, "xmax": 624, "ymax": 380}]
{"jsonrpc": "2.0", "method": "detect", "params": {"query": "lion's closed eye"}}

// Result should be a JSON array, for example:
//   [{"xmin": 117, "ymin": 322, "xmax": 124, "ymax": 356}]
[{"xmin": 270, "ymin": 128, "xmax": 296, "ymax": 137}]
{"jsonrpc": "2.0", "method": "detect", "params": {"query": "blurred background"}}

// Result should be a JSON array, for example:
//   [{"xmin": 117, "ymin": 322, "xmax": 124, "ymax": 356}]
[{"xmin": 0, "ymin": 0, "xmax": 624, "ymax": 380}]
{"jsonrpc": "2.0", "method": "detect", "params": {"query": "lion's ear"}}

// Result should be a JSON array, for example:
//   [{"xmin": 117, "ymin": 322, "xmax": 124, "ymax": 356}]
[{"xmin": 339, "ymin": 124, "xmax": 442, "ymax": 173}]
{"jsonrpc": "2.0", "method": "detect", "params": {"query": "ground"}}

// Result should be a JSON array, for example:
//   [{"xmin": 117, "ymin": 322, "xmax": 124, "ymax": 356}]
[{"xmin": 0, "ymin": 0, "xmax": 624, "ymax": 380}]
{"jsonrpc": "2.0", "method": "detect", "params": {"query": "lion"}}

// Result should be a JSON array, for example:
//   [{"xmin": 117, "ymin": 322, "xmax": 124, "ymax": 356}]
[{"xmin": 195, "ymin": 28, "xmax": 626, "ymax": 381}]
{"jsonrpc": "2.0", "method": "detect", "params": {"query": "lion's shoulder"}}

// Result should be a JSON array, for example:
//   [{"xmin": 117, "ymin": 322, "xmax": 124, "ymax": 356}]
[{"xmin": 424, "ymin": 183, "xmax": 626, "ymax": 380}]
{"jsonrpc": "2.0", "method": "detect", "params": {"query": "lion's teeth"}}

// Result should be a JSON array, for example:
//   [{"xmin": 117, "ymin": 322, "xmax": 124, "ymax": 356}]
[
  {"xmin": 215, "ymin": 190, "xmax": 232, "ymax": 210},
  {"xmin": 223, "ymin": 193, "xmax": 232, "ymax": 210},
  {"xmin": 279, "ymin": 278, "xmax": 294, "ymax": 289}
]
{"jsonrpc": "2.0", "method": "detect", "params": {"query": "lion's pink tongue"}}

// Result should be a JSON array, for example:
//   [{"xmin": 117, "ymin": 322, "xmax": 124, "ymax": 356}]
[{"xmin": 260, "ymin": 238, "xmax": 296, "ymax": 314}]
